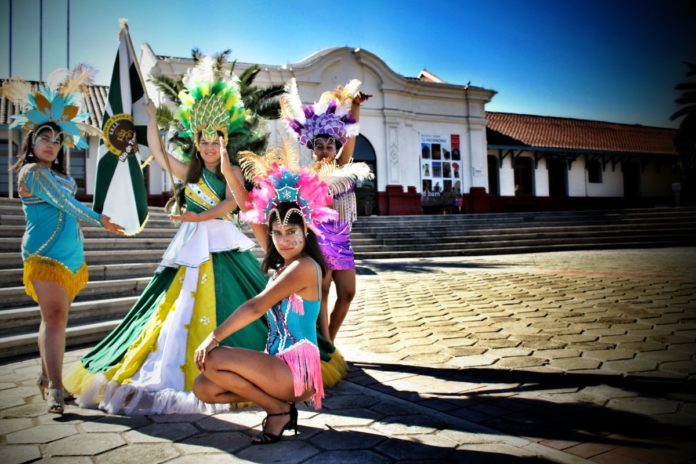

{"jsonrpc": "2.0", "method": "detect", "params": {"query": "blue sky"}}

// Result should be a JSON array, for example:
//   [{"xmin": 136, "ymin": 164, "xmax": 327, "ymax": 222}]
[{"xmin": 1, "ymin": 0, "xmax": 694, "ymax": 128}]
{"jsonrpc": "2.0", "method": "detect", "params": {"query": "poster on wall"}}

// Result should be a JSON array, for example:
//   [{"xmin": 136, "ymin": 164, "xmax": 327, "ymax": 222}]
[{"xmin": 420, "ymin": 133, "xmax": 462, "ymax": 195}]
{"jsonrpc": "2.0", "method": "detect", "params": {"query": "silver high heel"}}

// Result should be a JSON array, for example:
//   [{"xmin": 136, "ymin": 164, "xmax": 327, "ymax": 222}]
[
  {"xmin": 36, "ymin": 373, "xmax": 48, "ymax": 400},
  {"xmin": 37, "ymin": 373, "xmax": 75, "ymax": 402},
  {"xmin": 47, "ymin": 387, "xmax": 65, "ymax": 414}
]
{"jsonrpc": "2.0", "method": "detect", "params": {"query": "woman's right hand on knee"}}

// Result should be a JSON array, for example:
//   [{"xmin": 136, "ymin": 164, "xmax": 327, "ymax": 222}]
[{"xmin": 194, "ymin": 332, "xmax": 221, "ymax": 372}]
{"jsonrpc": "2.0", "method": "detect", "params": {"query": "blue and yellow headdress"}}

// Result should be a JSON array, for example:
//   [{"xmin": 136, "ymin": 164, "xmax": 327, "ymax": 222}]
[
  {"xmin": 177, "ymin": 56, "xmax": 248, "ymax": 151},
  {"xmin": 0, "ymin": 65, "xmax": 99, "ymax": 150}
]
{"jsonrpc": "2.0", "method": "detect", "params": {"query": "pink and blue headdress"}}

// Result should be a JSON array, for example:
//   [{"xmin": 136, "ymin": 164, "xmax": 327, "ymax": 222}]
[
  {"xmin": 280, "ymin": 78, "xmax": 360, "ymax": 150},
  {"xmin": 238, "ymin": 147, "xmax": 338, "ymax": 236},
  {"xmin": 0, "ymin": 65, "xmax": 100, "ymax": 150}
]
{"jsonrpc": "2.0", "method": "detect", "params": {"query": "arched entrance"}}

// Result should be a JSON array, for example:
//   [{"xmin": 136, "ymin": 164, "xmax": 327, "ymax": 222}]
[{"xmin": 352, "ymin": 134, "xmax": 378, "ymax": 215}]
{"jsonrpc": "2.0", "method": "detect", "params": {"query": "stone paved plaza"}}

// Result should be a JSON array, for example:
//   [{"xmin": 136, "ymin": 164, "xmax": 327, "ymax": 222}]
[{"xmin": 1, "ymin": 247, "xmax": 695, "ymax": 463}]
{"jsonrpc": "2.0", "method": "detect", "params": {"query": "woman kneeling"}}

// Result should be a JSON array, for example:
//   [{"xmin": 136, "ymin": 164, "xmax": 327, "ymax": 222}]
[{"xmin": 193, "ymin": 172, "xmax": 335, "ymax": 444}]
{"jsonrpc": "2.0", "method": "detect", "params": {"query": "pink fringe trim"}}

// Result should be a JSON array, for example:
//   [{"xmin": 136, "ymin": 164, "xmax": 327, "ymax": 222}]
[
  {"xmin": 277, "ymin": 340, "xmax": 324, "ymax": 409},
  {"xmin": 287, "ymin": 294, "xmax": 304, "ymax": 315}
]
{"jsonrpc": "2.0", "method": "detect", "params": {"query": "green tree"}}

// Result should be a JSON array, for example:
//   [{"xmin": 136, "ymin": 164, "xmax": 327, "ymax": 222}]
[{"xmin": 149, "ymin": 49, "xmax": 284, "ymax": 160}]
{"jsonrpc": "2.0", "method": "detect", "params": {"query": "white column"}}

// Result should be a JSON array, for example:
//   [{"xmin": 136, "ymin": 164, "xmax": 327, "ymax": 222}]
[{"xmin": 386, "ymin": 122, "xmax": 400, "ymax": 184}]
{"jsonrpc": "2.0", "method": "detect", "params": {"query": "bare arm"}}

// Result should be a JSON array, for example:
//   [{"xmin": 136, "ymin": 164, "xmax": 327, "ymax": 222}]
[
  {"xmin": 220, "ymin": 141, "xmax": 270, "ymax": 251},
  {"xmin": 337, "ymin": 93, "xmax": 367, "ymax": 166},
  {"xmin": 195, "ymin": 258, "xmax": 318, "ymax": 370},
  {"xmin": 145, "ymin": 100, "xmax": 188, "ymax": 181},
  {"xmin": 169, "ymin": 194, "xmax": 238, "ymax": 222}
]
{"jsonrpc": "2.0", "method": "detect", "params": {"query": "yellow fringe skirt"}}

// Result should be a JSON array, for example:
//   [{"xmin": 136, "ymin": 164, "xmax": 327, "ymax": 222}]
[{"xmin": 23, "ymin": 255, "xmax": 88, "ymax": 303}]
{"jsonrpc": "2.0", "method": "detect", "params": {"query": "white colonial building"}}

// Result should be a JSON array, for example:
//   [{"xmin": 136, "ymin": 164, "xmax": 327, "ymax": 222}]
[{"xmin": 1, "ymin": 45, "xmax": 679, "ymax": 214}]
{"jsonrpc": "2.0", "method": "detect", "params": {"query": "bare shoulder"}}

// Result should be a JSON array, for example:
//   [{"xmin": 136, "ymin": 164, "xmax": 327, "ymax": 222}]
[{"xmin": 286, "ymin": 257, "xmax": 319, "ymax": 281}]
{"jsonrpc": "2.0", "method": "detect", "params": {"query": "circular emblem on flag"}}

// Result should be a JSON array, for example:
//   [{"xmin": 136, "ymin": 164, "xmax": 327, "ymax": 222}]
[{"xmin": 104, "ymin": 113, "xmax": 138, "ymax": 156}]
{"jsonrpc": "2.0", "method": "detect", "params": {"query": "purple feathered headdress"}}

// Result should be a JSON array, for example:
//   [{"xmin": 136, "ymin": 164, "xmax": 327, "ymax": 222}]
[{"xmin": 280, "ymin": 78, "xmax": 360, "ymax": 150}]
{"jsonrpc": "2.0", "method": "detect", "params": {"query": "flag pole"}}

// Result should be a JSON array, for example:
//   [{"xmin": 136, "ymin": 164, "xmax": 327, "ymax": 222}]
[{"xmin": 119, "ymin": 20, "xmax": 177, "ymax": 207}]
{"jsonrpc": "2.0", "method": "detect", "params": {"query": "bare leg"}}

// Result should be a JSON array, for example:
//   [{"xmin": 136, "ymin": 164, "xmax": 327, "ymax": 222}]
[
  {"xmin": 193, "ymin": 374, "xmax": 246, "ymax": 404},
  {"xmin": 33, "ymin": 280, "xmax": 69, "ymax": 389},
  {"xmin": 328, "ymin": 269, "xmax": 356, "ymax": 341},
  {"xmin": 199, "ymin": 347, "xmax": 302, "ymax": 436},
  {"xmin": 319, "ymin": 270, "xmax": 333, "ymax": 341}
]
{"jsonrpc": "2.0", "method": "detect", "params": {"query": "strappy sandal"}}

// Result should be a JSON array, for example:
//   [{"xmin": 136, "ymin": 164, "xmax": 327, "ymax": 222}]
[
  {"xmin": 252, "ymin": 403, "xmax": 298, "ymax": 445},
  {"xmin": 37, "ymin": 373, "xmax": 75, "ymax": 402},
  {"xmin": 47, "ymin": 387, "xmax": 65, "ymax": 414}
]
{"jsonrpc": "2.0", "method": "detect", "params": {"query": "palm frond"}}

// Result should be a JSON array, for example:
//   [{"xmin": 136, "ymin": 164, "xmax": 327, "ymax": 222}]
[
  {"xmin": 191, "ymin": 48, "xmax": 203, "ymax": 64},
  {"xmin": 155, "ymin": 105, "xmax": 176, "ymax": 128},
  {"xmin": 149, "ymin": 73, "xmax": 183, "ymax": 102}
]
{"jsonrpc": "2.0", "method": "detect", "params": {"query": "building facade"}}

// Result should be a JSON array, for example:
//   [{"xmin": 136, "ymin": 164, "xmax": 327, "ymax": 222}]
[{"xmin": 0, "ymin": 46, "xmax": 679, "ymax": 214}]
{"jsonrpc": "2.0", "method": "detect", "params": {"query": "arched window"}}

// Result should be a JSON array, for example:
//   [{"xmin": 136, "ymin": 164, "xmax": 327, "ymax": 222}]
[{"xmin": 352, "ymin": 134, "xmax": 378, "ymax": 215}]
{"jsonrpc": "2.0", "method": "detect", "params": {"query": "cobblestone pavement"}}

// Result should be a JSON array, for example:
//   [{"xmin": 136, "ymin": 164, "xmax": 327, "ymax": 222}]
[{"xmin": 1, "ymin": 248, "xmax": 695, "ymax": 463}]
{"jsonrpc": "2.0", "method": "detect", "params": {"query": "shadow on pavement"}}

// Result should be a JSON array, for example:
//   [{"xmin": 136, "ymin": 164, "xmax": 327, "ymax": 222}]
[
  {"xmin": 38, "ymin": 409, "xmax": 555, "ymax": 463},
  {"xmin": 344, "ymin": 361, "xmax": 696, "ymax": 450}
]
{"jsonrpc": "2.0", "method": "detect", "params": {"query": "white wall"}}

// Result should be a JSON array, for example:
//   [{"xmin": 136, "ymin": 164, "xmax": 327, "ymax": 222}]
[
  {"xmin": 568, "ymin": 162, "xmax": 586, "ymax": 197},
  {"xmin": 535, "ymin": 157, "xmax": 549, "ymax": 197},
  {"xmin": 85, "ymin": 137, "xmax": 99, "ymax": 195},
  {"xmin": 586, "ymin": 158, "xmax": 624, "ymax": 197},
  {"xmin": 499, "ymin": 154, "xmax": 516, "ymax": 196}
]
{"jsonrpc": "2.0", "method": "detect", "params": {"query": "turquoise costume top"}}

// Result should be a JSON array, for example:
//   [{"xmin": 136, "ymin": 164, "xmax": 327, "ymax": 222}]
[
  {"xmin": 19, "ymin": 163, "xmax": 102, "ymax": 273},
  {"xmin": 265, "ymin": 259, "xmax": 324, "ymax": 409}
]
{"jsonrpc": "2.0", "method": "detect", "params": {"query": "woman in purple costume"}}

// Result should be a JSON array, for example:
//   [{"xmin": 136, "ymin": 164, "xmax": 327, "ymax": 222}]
[{"xmin": 280, "ymin": 79, "xmax": 369, "ymax": 343}]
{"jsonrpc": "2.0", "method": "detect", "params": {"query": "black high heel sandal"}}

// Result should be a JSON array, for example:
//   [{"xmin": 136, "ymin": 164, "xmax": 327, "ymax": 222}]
[{"xmin": 252, "ymin": 403, "xmax": 298, "ymax": 445}]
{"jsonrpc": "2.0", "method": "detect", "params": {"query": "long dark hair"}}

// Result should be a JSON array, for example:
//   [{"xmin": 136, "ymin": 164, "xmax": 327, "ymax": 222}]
[
  {"xmin": 261, "ymin": 201, "xmax": 328, "ymax": 277},
  {"xmin": 165, "ymin": 132, "xmax": 225, "ymax": 214},
  {"xmin": 13, "ymin": 122, "xmax": 67, "ymax": 175}
]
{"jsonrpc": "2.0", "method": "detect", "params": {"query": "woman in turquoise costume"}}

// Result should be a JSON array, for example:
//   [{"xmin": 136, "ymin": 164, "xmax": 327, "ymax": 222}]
[
  {"xmin": 64, "ymin": 56, "xmax": 269, "ymax": 414},
  {"xmin": 2, "ymin": 68, "xmax": 123, "ymax": 414},
  {"xmin": 194, "ymin": 161, "xmax": 337, "ymax": 444}
]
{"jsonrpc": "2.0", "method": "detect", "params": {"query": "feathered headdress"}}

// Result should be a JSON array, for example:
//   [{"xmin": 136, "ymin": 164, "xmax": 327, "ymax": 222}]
[
  {"xmin": 239, "ymin": 141, "xmax": 373, "ymax": 226},
  {"xmin": 280, "ymin": 78, "xmax": 360, "ymax": 150},
  {"xmin": 1, "ymin": 64, "xmax": 99, "ymax": 149},
  {"xmin": 240, "ymin": 147, "xmax": 337, "ymax": 236},
  {"xmin": 177, "ymin": 56, "xmax": 248, "ymax": 151}
]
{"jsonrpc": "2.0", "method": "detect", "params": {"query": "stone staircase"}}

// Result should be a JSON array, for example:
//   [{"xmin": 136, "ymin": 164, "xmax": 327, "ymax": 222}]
[
  {"xmin": 1, "ymin": 196, "xmax": 695, "ymax": 359},
  {"xmin": 349, "ymin": 208, "xmax": 696, "ymax": 258}
]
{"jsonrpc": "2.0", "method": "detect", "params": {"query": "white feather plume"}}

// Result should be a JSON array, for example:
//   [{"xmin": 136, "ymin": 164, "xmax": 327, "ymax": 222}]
[
  {"xmin": 316, "ymin": 161, "xmax": 374, "ymax": 196},
  {"xmin": 279, "ymin": 78, "xmax": 305, "ymax": 123},
  {"xmin": 0, "ymin": 79, "xmax": 33, "ymax": 108}
]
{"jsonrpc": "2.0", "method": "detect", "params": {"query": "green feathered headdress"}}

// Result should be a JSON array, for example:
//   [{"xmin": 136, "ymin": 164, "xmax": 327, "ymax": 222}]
[{"xmin": 177, "ymin": 56, "xmax": 248, "ymax": 150}]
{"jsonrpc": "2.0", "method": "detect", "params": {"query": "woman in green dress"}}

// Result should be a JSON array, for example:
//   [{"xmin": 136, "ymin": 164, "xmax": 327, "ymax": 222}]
[{"xmin": 64, "ymin": 57, "xmax": 269, "ymax": 414}]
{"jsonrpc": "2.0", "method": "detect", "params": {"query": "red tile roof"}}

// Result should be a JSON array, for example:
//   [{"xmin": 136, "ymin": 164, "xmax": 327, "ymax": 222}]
[{"xmin": 487, "ymin": 112, "xmax": 678, "ymax": 156}]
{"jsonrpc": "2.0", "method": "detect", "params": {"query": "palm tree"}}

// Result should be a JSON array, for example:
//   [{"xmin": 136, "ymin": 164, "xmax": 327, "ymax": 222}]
[
  {"xmin": 671, "ymin": 61, "xmax": 696, "ymax": 204},
  {"xmin": 148, "ymin": 49, "xmax": 284, "ymax": 159}
]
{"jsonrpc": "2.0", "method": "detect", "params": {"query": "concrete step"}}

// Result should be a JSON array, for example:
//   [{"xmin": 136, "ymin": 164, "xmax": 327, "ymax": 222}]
[
  {"xmin": 353, "ymin": 212, "xmax": 696, "ymax": 232},
  {"xmin": 0, "ymin": 202, "xmax": 173, "ymax": 219},
  {"xmin": 0, "ymin": 214, "xmax": 179, "ymax": 228},
  {"xmin": 0, "ymin": 296, "xmax": 138, "ymax": 337},
  {"xmin": 0, "ymin": 320, "xmax": 120, "ymax": 359},
  {"xmin": 0, "ymin": 249, "xmax": 165, "ymax": 269},
  {"xmin": 0, "ymin": 277, "xmax": 152, "ymax": 309},
  {"xmin": 353, "ymin": 206, "xmax": 696, "ymax": 224},
  {"xmin": 0, "ymin": 224, "xmax": 178, "ymax": 239},
  {"xmin": 349, "ymin": 222, "xmax": 696, "ymax": 243},
  {"xmin": 0, "ymin": 262, "xmax": 160, "ymax": 287},
  {"xmin": 354, "ymin": 231, "xmax": 695, "ymax": 253},
  {"xmin": 354, "ymin": 237, "xmax": 695, "ymax": 259}
]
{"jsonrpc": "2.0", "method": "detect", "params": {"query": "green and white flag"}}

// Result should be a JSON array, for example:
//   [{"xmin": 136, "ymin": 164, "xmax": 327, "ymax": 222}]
[{"xmin": 93, "ymin": 25, "xmax": 149, "ymax": 235}]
